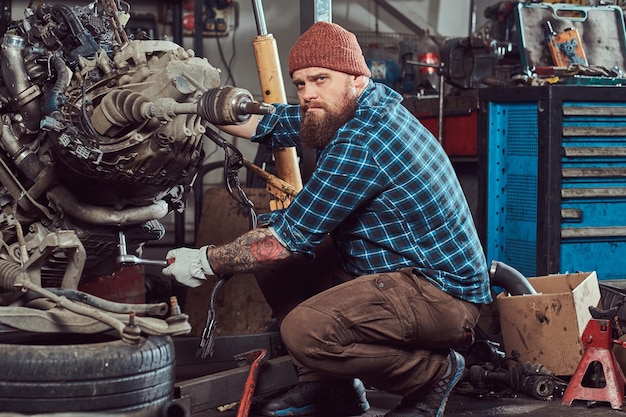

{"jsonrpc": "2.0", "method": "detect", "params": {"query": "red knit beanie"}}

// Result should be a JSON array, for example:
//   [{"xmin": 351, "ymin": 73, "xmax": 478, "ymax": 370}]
[{"xmin": 288, "ymin": 21, "xmax": 371, "ymax": 78}]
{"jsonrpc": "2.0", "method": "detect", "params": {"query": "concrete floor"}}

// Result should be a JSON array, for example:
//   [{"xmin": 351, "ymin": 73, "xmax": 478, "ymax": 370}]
[
  {"xmin": 364, "ymin": 389, "xmax": 624, "ymax": 417},
  {"xmin": 208, "ymin": 388, "xmax": 624, "ymax": 417},
  {"xmin": 177, "ymin": 334, "xmax": 626, "ymax": 417}
]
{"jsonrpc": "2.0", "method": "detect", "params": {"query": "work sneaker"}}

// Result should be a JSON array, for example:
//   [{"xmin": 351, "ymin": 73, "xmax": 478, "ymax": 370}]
[
  {"xmin": 384, "ymin": 350, "xmax": 465, "ymax": 417},
  {"xmin": 258, "ymin": 378, "xmax": 370, "ymax": 416}
]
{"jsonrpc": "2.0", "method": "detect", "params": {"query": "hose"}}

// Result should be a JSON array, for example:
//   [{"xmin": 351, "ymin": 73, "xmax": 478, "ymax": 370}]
[
  {"xmin": 50, "ymin": 4, "xmax": 99, "ymax": 59},
  {"xmin": 43, "ymin": 55, "xmax": 71, "ymax": 115},
  {"xmin": 0, "ymin": 35, "xmax": 42, "ymax": 141},
  {"xmin": 489, "ymin": 260, "xmax": 537, "ymax": 295},
  {"xmin": 47, "ymin": 186, "xmax": 169, "ymax": 226}
]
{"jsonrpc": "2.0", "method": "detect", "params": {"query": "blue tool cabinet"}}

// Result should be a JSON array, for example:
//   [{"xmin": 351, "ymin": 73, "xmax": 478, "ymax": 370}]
[{"xmin": 478, "ymin": 86, "xmax": 626, "ymax": 280}]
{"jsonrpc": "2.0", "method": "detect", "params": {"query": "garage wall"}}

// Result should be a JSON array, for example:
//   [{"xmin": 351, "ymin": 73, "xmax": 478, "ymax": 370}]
[{"xmin": 8, "ymin": 0, "xmax": 499, "ymax": 248}]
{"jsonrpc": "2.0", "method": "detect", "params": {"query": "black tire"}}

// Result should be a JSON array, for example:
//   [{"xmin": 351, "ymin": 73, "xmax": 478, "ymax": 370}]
[{"xmin": 0, "ymin": 331, "xmax": 175, "ymax": 413}]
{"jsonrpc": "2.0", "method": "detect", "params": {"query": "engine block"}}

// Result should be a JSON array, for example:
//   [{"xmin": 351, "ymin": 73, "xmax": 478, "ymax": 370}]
[{"xmin": 0, "ymin": 2, "xmax": 240, "ymax": 285}]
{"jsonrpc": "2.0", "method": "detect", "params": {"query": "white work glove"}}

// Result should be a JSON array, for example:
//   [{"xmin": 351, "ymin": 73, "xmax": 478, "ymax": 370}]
[{"xmin": 162, "ymin": 245, "xmax": 215, "ymax": 288}]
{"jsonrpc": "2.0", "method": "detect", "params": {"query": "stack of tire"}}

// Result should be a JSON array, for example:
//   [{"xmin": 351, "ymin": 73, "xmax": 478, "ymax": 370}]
[{"xmin": 0, "ymin": 331, "xmax": 180, "ymax": 415}]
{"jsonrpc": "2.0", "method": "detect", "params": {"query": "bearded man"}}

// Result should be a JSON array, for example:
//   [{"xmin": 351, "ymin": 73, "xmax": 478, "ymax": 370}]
[{"xmin": 163, "ymin": 22, "xmax": 492, "ymax": 417}]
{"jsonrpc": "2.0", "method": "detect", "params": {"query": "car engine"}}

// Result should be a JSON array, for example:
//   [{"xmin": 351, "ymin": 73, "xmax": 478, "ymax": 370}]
[{"xmin": 0, "ymin": 0, "xmax": 271, "ymax": 330}]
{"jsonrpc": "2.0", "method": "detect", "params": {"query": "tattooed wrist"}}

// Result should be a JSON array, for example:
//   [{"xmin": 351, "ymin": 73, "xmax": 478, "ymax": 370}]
[{"xmin": 207, "ymin": 228, "xmax": 291, "ymax": 274}]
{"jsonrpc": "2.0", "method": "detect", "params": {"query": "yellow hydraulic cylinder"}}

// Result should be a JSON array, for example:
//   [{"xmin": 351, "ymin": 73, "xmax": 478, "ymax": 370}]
[{"xmin": 252, "ymin": 0, "xmax": 303, "ymax": 210}]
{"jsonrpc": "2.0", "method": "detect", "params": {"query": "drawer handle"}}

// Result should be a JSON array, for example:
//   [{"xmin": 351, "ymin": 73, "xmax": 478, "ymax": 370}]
[
  {"xmin": 562, "ymin": 226, "xmax": 626, "ymax": 239},
  {"xmin": 562, "ymin": 168, "xmax": 626, "ymax": 178},
  {"xmin": 561, "ymin": 188, "xmax": 626, "ymax": 198},
  {"xmin": 561, "ymin": 208, "xmax": 582, "ymax": 221}
]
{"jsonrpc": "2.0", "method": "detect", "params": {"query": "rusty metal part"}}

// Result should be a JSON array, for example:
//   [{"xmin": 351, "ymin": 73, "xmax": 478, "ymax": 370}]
[
  {"xmin": 0, "ymin": 257, "xmax": 188, "ymax": 341},
  {"xmin": 16, "ymin": 279, "xmax": 137, "ymax": 342},
  {"xmin": 243, "ymin": 159, "xmax": 299, "ymax": 203},
  {"xmin": 0, "ymin": 303, "xmax": 191, "ymax": 337},
  {"xmin": 166, "ymin": 296, "xmax": 191, "ymax": 331},
  {"xmin": 100, "ymin": 0, "xmax": 129, "ymax": 49},
  {"xmin": 22, "ymin": 287, "xmax": 168, "ymax": 316},
  {"xmin": 235, "ymin": 348, "xmax": 268, "ymax": 417},
  {"xmin": 466, "ymin": 360, "xmax": 558, "ymax": 400},
  {"xmin": 0, "ymin": 285, "xmax": 190, "ymax": 338}
]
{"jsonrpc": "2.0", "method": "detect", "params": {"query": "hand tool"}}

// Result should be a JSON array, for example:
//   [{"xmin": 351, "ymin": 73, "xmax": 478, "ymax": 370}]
[
  {"xmin": 234, "ymin": 348, "xmax": 268, "ymax": 417},
  {"xmin": 116, "ymin": 230, "xmax": 168, "ymax": 267}
]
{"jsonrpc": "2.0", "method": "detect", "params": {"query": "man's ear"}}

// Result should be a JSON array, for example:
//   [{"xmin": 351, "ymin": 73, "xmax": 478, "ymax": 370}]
[{"xmin": 354, "ymin": 74, "xmax": 369, "ymax": 89}]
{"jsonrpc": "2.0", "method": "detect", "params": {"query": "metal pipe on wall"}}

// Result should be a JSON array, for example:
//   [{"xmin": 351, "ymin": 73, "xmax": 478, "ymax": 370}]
[{"xmin": 469, "ymin": 0, "xmax": 477, "ymax": 36}]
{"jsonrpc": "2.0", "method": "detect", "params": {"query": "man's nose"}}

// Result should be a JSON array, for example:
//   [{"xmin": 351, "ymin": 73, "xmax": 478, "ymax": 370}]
[{"xmin": 300, "ymin": 84, "xmax": 318, "ymax": 101}]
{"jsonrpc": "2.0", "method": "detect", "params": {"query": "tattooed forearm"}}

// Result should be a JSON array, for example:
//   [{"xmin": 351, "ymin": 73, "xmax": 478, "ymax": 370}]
[{"xmin": 207, "ymin": 228, "xmax": 292, "ymax": 274}]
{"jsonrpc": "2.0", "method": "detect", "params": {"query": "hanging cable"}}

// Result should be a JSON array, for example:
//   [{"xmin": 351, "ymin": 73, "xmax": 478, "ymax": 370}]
[{"xmin": 204, "ymin": 128, "xmax": 257, "ymax": 230}]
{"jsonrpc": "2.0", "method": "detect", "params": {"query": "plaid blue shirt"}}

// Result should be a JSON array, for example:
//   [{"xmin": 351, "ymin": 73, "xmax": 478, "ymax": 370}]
[{"xmin": 252, "ymin": 81, "xmax": 492, "ymax": 304}]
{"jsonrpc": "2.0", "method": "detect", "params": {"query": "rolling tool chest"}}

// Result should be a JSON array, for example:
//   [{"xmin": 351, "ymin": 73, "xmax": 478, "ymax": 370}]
[{"xmin": 478, "ymin": 85, "xmax": 626, "ymax": 281}]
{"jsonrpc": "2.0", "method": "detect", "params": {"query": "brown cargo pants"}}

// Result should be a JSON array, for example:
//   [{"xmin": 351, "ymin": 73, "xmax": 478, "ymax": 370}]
[{"xmin": 254, "ymin": 239, "xmax": 481, "ymax": 400}]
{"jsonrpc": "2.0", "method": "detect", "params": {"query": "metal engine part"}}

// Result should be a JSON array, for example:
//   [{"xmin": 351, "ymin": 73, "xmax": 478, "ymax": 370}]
[
  {"xmin": 462, "ymin": 343, "xmax": 568, "ymax": 401},
  {"xmin": 0, "ymin": 0, "xmax": 273, "ymax": 337}
]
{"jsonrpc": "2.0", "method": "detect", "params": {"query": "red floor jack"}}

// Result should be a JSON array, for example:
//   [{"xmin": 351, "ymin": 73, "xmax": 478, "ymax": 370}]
[{"xmin": 562, "ymin": 309, "xmax": 626, "ymax": 410}]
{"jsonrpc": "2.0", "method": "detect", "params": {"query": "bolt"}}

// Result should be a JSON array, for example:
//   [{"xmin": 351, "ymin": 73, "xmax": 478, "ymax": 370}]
[
  {"xmin": 122, "ymin": 311, "xmax": 141, "ymax": 344},
  {"xmin": 166, "ymin": 296, "xmax": 189, "ymax": 330},
  {"xmin": 128, "ymin": 311, "xmax": 136, "ymax": 327},
  {"xmin": 170, "ymin": 296, "xmax": 182, "ymax": 316}
]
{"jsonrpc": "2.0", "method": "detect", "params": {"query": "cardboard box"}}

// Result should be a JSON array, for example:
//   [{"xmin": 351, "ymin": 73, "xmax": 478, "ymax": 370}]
[{"xmin": 497, "ymin": 272, "xmax": 601, "ymax": 376}]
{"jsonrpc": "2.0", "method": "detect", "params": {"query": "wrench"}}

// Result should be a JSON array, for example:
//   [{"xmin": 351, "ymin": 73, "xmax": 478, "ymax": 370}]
[
  {"xmin": 116, "ymin": 230, "xmax": 168, "ymax": 267},
  {"xmin": 234, "ymin": 348, "xmax": 268, "ymax": 417}
]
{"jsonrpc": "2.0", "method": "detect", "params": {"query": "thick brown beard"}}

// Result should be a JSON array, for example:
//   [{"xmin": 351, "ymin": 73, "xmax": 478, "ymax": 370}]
[{"xmin": 300, "ymin": 96, "xmax": 358, "ymax": 149}]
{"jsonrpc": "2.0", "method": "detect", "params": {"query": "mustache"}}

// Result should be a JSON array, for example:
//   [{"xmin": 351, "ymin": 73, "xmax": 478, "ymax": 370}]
[{"xmin": 302, "ymin": 102, "xmax": 327, "ymax": 112}]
